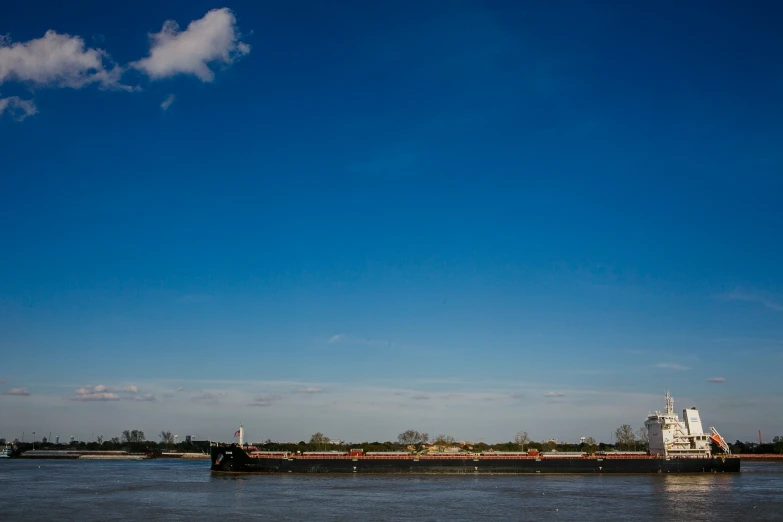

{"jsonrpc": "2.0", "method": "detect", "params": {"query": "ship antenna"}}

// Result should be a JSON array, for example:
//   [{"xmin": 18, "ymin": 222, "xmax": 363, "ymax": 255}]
[{"xmin": 665, "ymin": 391, "xmax": 674, "ymax": 415}]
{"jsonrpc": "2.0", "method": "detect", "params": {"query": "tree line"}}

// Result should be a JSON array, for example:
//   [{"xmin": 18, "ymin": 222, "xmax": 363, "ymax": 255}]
[
  {"xmin": 6, "ymin": 429, "xmax": 781, "ymax": 455},
  {"xmin": 264, "ymin": 427, "xmax": 782, "ymax": 455},
  {"xmin": 255, "ymin": 427, "xmax": 653, "ymax": 454},
  {"xmin": 0, "ymin": 429, "xmax": 205, "ymax": 453}
]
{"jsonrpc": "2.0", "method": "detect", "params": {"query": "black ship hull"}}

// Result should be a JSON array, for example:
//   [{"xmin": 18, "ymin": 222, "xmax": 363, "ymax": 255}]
[{"xmin": 210, "ymin": 445, "xmax": 740, "ymax": 474}]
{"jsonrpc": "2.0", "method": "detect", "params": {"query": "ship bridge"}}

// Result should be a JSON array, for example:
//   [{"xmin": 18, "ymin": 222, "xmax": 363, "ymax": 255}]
[{"xmin": 644, "ymin": 392, "xmax": 730, "ymax": 457}]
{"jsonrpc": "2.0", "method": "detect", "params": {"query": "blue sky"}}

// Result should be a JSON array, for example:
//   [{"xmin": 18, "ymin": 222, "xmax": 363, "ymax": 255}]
[{"xmin": 1, "ymin": 1, "xmax": 782, "ymax": 444}]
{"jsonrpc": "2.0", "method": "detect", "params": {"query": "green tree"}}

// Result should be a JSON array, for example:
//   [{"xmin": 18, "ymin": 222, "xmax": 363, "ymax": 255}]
[
  {"xmin": 309, "ymin": 432, "xmax": 330, "ymax": 450},
  {"xmin": 614, "ymin": 424, "xmax": 636, "ymax": 451},
  {"xmin": 397, "ymin": 430, "xmax": 429, "ymax": 451},
  {"xmin": 773, "ymin": 435, "xmax": 783, "ymax": 454},
  {"xmin": 160, "ymin": 431, "xmax": 175, "ymax": 446},
  {"xmin": 583, "ymin": 437, "xmax": 598, "ymax": 453},
  {"xmin": 122, "ymin": 430, "xmax": 146, "ymax": 452}
]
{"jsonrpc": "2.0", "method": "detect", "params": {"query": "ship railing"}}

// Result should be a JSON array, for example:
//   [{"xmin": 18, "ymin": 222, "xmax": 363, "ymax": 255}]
[
  {"xmin": 602, "ymin": 455, "xmax": 658, "ymax": 459},
  {"xmin": 478, "ymin": 455, "xmax": 538, "ymax": 459},
  {"xmin": 596, "ymin": 451, "xmax": 648, "ymax": 455}
]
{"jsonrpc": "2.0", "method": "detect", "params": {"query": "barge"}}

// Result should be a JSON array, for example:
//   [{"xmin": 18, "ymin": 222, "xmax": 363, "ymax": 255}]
[{"xmin": 210, "ymin": 392, "xmax": 740, "ymax": 474}]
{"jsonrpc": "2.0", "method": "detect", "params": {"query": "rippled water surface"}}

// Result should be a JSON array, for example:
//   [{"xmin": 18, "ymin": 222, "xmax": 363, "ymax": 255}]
[{"xmin": 1, "ymin": 459, "xmax": 782, "ymax": 520}]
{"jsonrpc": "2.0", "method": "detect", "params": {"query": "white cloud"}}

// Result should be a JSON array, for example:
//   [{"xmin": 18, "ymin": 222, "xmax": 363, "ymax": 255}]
[
  {"xmin": 0, "ymin": 96, "xmax": 37, "ymax": 120},
  {"xmin": 4, "ymin": 387, "xmax": 31, "ymax": 396},
  {"xmin": 72, "ymin": 392, "xmax": 119, "ymax": 401},
  {"xmin": 707, "ymin": 377, "xmax": 726, "ymax": 383},
  {"xmin": 544, "ymin": 391, "xmax": 565, "ymax": 397},
  {"xmin": 133, "ymin": 8, "xmax": 249, "ymax": 82},
  {"xmin": 328, "ymin": 334, "xmax": 345, "ymax": 344},
  {"xmin": 294, "ymin": 387, "xmax": 324, "ymax": 394},
  {"xmin": 160, "ymin": 93, "xmax": 175, "ymax": 110},
  {"xmin": 656, "ymin": 363, "xmax": 690, "ymax": 371},
  {"xmin": 0, "ymin": 30, "xmax": 126, "ymax": 89}
]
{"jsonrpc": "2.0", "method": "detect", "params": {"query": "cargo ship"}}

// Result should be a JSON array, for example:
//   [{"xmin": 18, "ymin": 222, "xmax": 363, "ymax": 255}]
[{"xmin": 210, "ymin": 392, "xmax": 740, "ymax": 474}]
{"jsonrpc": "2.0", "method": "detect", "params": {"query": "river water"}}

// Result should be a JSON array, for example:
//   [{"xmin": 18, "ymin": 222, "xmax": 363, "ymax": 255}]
[{"xmin": 1, "ymin": 459, "xmax": 781, "ymax": 521}]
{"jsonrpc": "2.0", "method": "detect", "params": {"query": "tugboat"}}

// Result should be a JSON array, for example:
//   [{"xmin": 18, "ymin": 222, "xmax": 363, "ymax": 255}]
[
  {"xmin": 1, "ymin": 445, "xmax": 15, "ymax": 458},
  {"xmin": 210, "ymin": 393, "xmax": 740, "ymax": 474}
]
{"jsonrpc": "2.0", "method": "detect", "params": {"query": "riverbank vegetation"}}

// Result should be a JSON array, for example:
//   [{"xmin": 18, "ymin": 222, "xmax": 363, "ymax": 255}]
[{"xmin": 3, "ymin": 431, "xmax": 781, "ymax": 455}]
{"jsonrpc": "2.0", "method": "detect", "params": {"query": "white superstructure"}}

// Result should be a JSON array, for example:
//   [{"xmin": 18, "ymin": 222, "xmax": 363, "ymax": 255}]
[{"xmin": 644, "ymin": 392, "xmax": 730, "ymax": 457}]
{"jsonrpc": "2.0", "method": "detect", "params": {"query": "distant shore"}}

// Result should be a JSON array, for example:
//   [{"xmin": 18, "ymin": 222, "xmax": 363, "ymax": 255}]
[
  {"xmin": 737, "ymin": 454, "xmax": 783, "ymax": 461},
  {"xmin": 14, "ymin": 449, "xmax": 209, "ymax": 460}
]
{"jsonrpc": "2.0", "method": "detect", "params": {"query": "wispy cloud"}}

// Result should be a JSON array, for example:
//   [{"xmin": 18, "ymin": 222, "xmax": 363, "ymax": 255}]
[
  {"xmin": 249, "ymin": 394, "xmax": 282, "ymax": 407},
  {"xmin": 77, "ymin": 384, "xmax": 137, "ymax": 394},
  {"xmin": 328, "ymin": 334, "xmax": 345, "ymax": 344},
  {"xmin": 130, "ymin": 393, "xmax": 156, "ymax": 401},
  {"xmin": 707, "ymin": 377, "xmax": 726, "ymax": 383},
  {"xmin": 160, "ymin": 93, "xmax": 175, "ymax": 111},
  {"xmin": 0, "ymin": 378, "xmax": 4, "ymax": 384},
  {"xmin": 71, "ymin": 384, "xmax": 139, "ymax": 401},
  {"xmin": 411, "ymin": 394, "xmax": 430, "ymax": 400},
  {"xmin": 132, "ymin": 8, "xmax": 250, "ymax": 82},
  {"xmin": 656, "ymin": 363, "xmax": 690, "ymax": 371},
  {"xmin": 4, "ymin": 387, "xmax": 30, "ymax": 396},
  {"xmin": 544, "ymin": 391, "xmax": 565, "ymax": 398},
  {"xmin": 0, "ymin": 96, "xmax": 37, "ymax": 121},
  {"xmin": 294, "ymin": 387, "xmax": 324, "ymax": 394},
  {"xmin": 72, "ymin": 392, "xmax": 119, "ymax": 401},
  {"xmin": 716, "ymin": 289, "xmax": 783, "ymax": 312},
  {"xmin": 510, "ymin": 393, "xmax": 525, "ymax": 399},
  {"xmin": 190, "ymin": 392, "xmax": 227, "ymax": 402}
]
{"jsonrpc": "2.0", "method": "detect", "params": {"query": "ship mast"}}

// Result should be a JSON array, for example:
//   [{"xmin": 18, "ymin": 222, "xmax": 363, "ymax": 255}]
[{"xmin": 665, "ymin": 391, "xmax": 674, "ymax": 415}]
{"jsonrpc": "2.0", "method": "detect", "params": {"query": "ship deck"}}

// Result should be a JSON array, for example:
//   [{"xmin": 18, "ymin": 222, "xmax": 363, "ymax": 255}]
[{"xmin": 245, "ymin": 453, "xmax": 717, "ymax": 461}]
